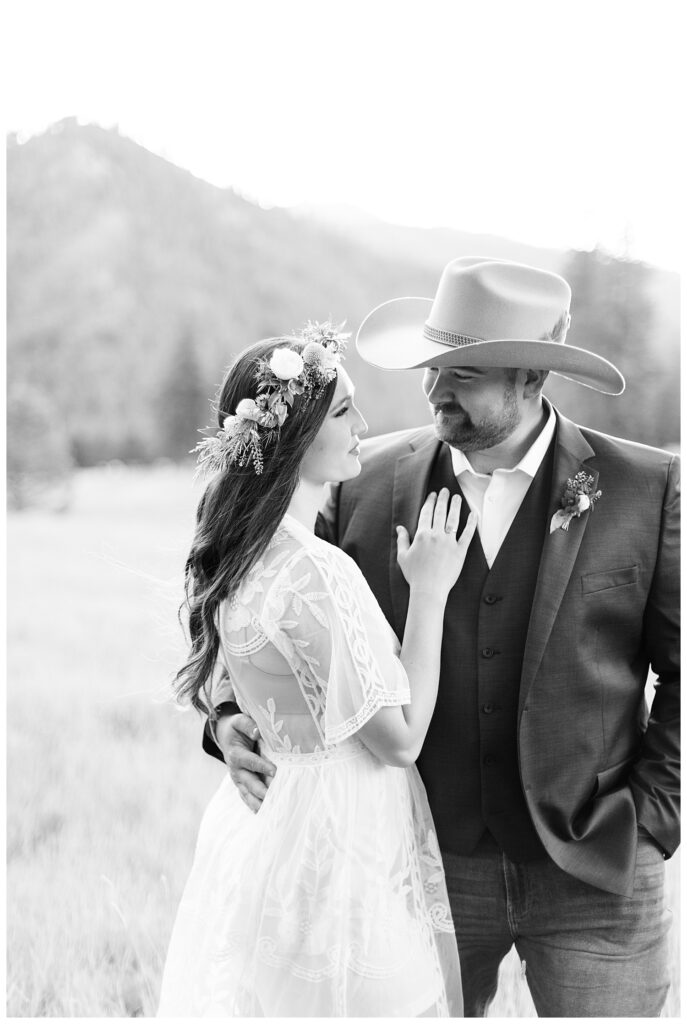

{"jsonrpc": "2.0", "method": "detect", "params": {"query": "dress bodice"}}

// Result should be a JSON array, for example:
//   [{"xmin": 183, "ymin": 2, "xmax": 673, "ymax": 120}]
[{"xmin": 213, "ymin": 514, "xmax": 410, "ymax": 756}]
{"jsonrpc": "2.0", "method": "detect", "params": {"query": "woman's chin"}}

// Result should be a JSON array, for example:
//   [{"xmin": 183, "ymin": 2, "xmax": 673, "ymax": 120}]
[
  {"xmin": 326, "ymin": 458, "xmax": 362, "ymax": 485},
  {"xmin": 344, "ymin": 456, "xmax": 362, "ymax": 480}
]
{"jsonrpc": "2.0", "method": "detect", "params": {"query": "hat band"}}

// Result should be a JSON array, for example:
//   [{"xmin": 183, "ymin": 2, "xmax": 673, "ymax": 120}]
[{"xmin": 423, "ymin": 324, "xmax": 485, "ymax": 348}]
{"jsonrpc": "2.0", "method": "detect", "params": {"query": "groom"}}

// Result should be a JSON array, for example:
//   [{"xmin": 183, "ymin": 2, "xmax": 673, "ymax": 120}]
[{"xmin": 205, "ymin": 258, "xmax": 680, "ymax": 1016}]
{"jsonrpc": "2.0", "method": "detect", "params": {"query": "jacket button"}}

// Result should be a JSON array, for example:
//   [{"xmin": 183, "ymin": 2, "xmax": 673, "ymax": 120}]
[
  {"xmin": 482, "ymin": 702, "xmax": 495, "ymax": 714},
  {"xmin": 483, "ymin": 593, "xmax": 500, "ymax": 605},
  {"xmin": 481, "ymin": 647, "xmax": 496, "ymax": 658},
  {"xmin": 483, "ymin": 755, "xmax": 496, "ymax": 766}
]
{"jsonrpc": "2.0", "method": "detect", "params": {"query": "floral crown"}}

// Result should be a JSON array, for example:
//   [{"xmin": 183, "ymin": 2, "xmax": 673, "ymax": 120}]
[{"xmin": 194, "ymin": 321, "xmax": 349, "ymax": 476}]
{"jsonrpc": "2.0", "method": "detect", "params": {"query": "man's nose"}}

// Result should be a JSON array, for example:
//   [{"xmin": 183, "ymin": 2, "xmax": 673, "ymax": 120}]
[{"xmin": 425, "ymin": 369, "xmax": 456, "ymax": 403}]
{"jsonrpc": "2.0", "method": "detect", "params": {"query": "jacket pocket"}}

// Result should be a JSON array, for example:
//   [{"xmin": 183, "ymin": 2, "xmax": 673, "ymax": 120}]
[
  {"xmin": 595, "ymin": 754, "xmax": 636, "ymax": 796},
  {"xmin": 582, "ymin": 564, "xmax": 638, "ymax": 596}
]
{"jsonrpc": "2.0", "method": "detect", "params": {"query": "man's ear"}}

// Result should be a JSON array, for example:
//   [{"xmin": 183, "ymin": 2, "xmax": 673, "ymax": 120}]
[{"xmin": 522, "ymin": 369, "xmax": 549, "ymax": 398}]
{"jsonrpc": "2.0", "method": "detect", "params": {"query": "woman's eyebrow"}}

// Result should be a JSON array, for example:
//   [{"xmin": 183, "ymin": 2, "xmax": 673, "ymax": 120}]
[{"xmin": 331, "ymin": 390, "xmax": 354, "ymax": 409}]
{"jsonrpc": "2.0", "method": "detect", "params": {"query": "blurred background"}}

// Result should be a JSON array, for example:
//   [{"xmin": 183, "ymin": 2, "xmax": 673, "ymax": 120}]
[{"xmin": 5, "ymin": 0, "xmax": 681, "ymax": 1016}]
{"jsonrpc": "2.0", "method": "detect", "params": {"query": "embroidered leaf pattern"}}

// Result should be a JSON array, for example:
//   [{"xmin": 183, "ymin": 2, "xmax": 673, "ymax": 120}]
[{"xmin": 170, "ymin": 519, "xmax": 457, "ymax": 1017}]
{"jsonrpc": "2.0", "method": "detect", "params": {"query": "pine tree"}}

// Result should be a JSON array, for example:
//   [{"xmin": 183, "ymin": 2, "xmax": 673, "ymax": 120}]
[
  {"xmin": 546, "ymin": 250, "xmax": 677, "ymax": 448},
  {"xmin": 7, "ymin": 382, "xmax": 73, "ymax": 508},
  {"xmin": 157, "ymin": 329, "xmax": 211, "ymax": 460}
]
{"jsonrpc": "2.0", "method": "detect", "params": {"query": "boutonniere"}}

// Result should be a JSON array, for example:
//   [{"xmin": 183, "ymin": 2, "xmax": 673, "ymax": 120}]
[{"xmin": 550, "ymin": 471, "xmax": 602, "ymax": 533}]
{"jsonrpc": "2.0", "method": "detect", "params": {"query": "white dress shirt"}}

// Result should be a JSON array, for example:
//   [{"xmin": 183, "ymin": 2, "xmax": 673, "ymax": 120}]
[{"xmin": 449, "ymin": 402, "xmax": 556, "ymax": 568}]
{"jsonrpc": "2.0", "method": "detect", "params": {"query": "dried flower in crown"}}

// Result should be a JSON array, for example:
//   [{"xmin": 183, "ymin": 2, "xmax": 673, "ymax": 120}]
[{"xmin": 193, "ymin": 320, "xmax": 349, "ymax": 477}]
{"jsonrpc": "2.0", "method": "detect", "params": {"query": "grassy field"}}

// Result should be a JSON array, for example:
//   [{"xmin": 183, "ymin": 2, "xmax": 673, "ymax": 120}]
[{"xmin": 6, "ymin": 465, "xmax": 681, "ymax": 1016}]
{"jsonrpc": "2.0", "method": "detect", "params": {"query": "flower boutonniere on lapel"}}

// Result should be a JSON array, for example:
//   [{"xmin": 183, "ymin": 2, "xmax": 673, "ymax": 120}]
[{"xmin": 550, "ymin": 471, "xmax": 602, "ymax": 533}]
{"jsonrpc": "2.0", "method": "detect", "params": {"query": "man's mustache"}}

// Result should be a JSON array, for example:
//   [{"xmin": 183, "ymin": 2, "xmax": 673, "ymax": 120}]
[{"xmin": 432, "ymin": 403, "xmax": 466, "ymax": 416}]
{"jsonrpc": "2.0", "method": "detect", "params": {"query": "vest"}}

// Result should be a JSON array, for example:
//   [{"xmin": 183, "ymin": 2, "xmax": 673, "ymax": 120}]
[{"xmin": 415, "ymin": 440, "xmax": 555, "ymax": 861}]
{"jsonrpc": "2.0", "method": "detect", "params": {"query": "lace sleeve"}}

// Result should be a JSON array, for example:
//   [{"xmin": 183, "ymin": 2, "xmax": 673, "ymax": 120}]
[{"xmin": 259, "ymin": 546, "xmax": 410, "ymax": 745}]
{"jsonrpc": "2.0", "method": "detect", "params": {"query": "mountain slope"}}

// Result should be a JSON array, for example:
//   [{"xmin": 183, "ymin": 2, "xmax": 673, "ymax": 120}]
[
  {"xmin": 293, "ymin": 204, "xmax": 566, "ymax": 274},
  {"xmin": 7, "ymin": 120, "xmax": 680, "ymax": 463},
  {"xmin": 8, "ymin": 120, "xmax": 440, "ymax": 457}
]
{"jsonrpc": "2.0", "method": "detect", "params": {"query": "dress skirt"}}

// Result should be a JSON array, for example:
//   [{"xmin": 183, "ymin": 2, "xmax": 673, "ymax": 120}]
[{"xmin": 157, "ymin": 743, "xmax": 463, "ymax": 1017}]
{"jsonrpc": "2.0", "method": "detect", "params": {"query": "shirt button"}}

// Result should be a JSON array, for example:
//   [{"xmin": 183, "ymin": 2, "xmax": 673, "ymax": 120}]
[
  {"xmin": 481, "ymin": 647, "xmax": 496, "ymax": 658},
  {"xmin": 482, "ymin": 702, "xmax": 495, "ymax": 714},
  {"xmin": 483, "ymin": 593, "xmax": 500, "ymax": 605},
  {"xmin": 483, "ymin": 755, "xmax": 496, "ymax": 766}
]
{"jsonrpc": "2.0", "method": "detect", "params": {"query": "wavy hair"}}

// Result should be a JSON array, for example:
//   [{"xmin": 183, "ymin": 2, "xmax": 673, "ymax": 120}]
[{"xmin": 174, "ymin": 336, "xmax": 338, "ymax": 714}]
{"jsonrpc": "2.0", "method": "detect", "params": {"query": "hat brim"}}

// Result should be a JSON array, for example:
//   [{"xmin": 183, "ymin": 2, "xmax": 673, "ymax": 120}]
[{"xmin": 356, "ymin": 297, "xmax": 625, "ymax": 396}]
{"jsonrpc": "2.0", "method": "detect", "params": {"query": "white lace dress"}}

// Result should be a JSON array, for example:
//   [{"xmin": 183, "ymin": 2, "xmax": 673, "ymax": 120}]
[{"xmin": 157, "ymin": 514, "xmax": 463, "ymax": 1017}]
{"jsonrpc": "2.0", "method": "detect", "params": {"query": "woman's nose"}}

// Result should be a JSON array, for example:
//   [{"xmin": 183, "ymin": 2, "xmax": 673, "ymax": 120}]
[{"xmin": 353, "ymin": 405, "xmax": 368, "ymax": 436}]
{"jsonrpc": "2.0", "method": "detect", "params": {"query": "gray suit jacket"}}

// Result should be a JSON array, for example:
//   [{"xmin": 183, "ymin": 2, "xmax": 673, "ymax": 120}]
[{"xmin": 318, "ymin": 407, "xmax": 680, "ymax": 896}]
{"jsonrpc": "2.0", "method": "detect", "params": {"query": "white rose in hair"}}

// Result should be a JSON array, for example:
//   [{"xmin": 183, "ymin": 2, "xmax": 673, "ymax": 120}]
[
  {"xmin": 222, "ymin": 415, "xmax": 238, "ymax": 432},
  {"xmin": 269, "ymin": 348, "xmax": 304, "ymax": 380},
  {"xmin": 235, "ymin": 398, "xmax": 262, "ymax": 421}
]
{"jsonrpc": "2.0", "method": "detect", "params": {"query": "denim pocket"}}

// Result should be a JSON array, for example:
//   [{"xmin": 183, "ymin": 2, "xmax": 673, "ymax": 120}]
[
  {"xmin": 633, "ymin": 836, "xmax": 666, "ymax": 903},
  {"xmin": 637, "ymin": 827, "xmax": 666, "ymax": 859}
]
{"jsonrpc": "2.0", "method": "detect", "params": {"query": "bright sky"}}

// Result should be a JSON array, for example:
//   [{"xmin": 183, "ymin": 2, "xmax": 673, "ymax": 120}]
[{"xmin": 4, "ymin": 0, "xmax": 685, "ymax": 269}]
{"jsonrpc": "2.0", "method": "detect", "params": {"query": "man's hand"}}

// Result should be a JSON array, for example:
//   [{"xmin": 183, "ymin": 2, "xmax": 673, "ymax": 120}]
[{"xmin": 214, "ymin": 712, "xmax": 276, "ymax": 813}]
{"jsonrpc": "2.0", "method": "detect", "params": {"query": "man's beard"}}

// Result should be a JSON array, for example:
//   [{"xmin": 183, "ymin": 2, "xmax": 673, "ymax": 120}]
[{"xmin": 431, "ymin": 381, "xmax": 521, "ymax": 452}]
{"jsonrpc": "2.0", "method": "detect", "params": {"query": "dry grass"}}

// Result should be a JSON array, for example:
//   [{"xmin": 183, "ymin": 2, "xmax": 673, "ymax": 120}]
[{"xmin": 6, "ymin": 465, "xmax": 681, "ymax": 1016}]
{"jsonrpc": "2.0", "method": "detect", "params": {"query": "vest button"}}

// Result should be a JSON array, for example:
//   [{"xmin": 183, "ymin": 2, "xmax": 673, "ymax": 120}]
[
  {"xmin": 482, "ymin": 702, "xmax": 495, "ymax": 714},
  {"xmin": 481, "ymin": 647, "xmax": 497, "ymax": 658},
  {"xmin": 483, "ymin": 593, "xmax": 500, "ymax": 604},
  {"xmin": 483, "ymin": 754, "xmax": 496, "ymax": 766}
]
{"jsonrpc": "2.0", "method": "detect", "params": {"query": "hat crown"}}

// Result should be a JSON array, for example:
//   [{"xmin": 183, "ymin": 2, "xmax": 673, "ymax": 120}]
[
  {"xmin": 428, "ymin": 257, "xmax": 572, "ymax": 345},
  {"xmin": 355, "ymin": 254, "xmax": 624, "ymax": 395}
]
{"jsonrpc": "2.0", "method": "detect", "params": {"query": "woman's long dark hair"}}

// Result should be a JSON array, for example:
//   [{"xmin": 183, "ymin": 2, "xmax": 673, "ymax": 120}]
[{"xmin": 174, "ymin": 337, "xmax": 337, "ymax": 714}]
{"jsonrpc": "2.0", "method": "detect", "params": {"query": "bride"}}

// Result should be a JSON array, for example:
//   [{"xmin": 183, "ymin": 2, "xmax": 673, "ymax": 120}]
[{"xmin": 157, "ymin": 323, "xmax": 474, "ymax": 1017}]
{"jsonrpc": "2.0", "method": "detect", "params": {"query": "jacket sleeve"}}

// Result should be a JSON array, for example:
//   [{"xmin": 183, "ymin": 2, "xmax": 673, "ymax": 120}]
[
  {"xmin": 201, "ymin": 643, "xmax": 240, "ymax": 763},
  {"xmin": 629, "ymin": 453, "xmax": 680, "ymax": 856},
  {"xmin": 315, "ymin": 481, "xmax": 341, "ymax": 545}
]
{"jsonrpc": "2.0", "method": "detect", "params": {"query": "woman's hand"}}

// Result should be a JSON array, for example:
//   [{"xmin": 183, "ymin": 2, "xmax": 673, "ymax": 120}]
[{"xmin": 396, "ymin": 488, "xmax": 477, "ymax": 599}]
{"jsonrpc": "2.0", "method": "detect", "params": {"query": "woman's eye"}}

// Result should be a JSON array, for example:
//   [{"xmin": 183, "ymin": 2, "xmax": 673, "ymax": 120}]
[{"xmin": 334, "ymin": 405, "xmax": 349, "ymax": 418}]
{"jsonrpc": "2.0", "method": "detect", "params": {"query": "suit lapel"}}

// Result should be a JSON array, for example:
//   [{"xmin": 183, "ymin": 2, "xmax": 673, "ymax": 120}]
[
  {"xmin": 519, "ymin": 410, "xmax": 598, "ymax": 712},
  {"xmin": 389, "ymin": 430, "xmax": 442, "ymax": 631}
]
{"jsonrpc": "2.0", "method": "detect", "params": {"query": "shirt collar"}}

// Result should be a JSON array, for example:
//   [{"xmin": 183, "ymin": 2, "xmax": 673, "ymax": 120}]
[{"xmin": 449, "ymin": 398, "xmax": 556, "ymax": 480}]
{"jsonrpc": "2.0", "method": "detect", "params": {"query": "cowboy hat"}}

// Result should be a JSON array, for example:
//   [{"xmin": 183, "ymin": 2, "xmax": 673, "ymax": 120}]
[{"xmin": 356, "ymin": 256, "xmax": 625, "ymax": 394}]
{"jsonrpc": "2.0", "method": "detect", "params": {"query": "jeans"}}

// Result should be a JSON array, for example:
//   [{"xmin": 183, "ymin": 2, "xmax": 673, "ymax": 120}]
[{"xmin": 442, "ymin": 831, "xmax": 671, "ymax": 1017}]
